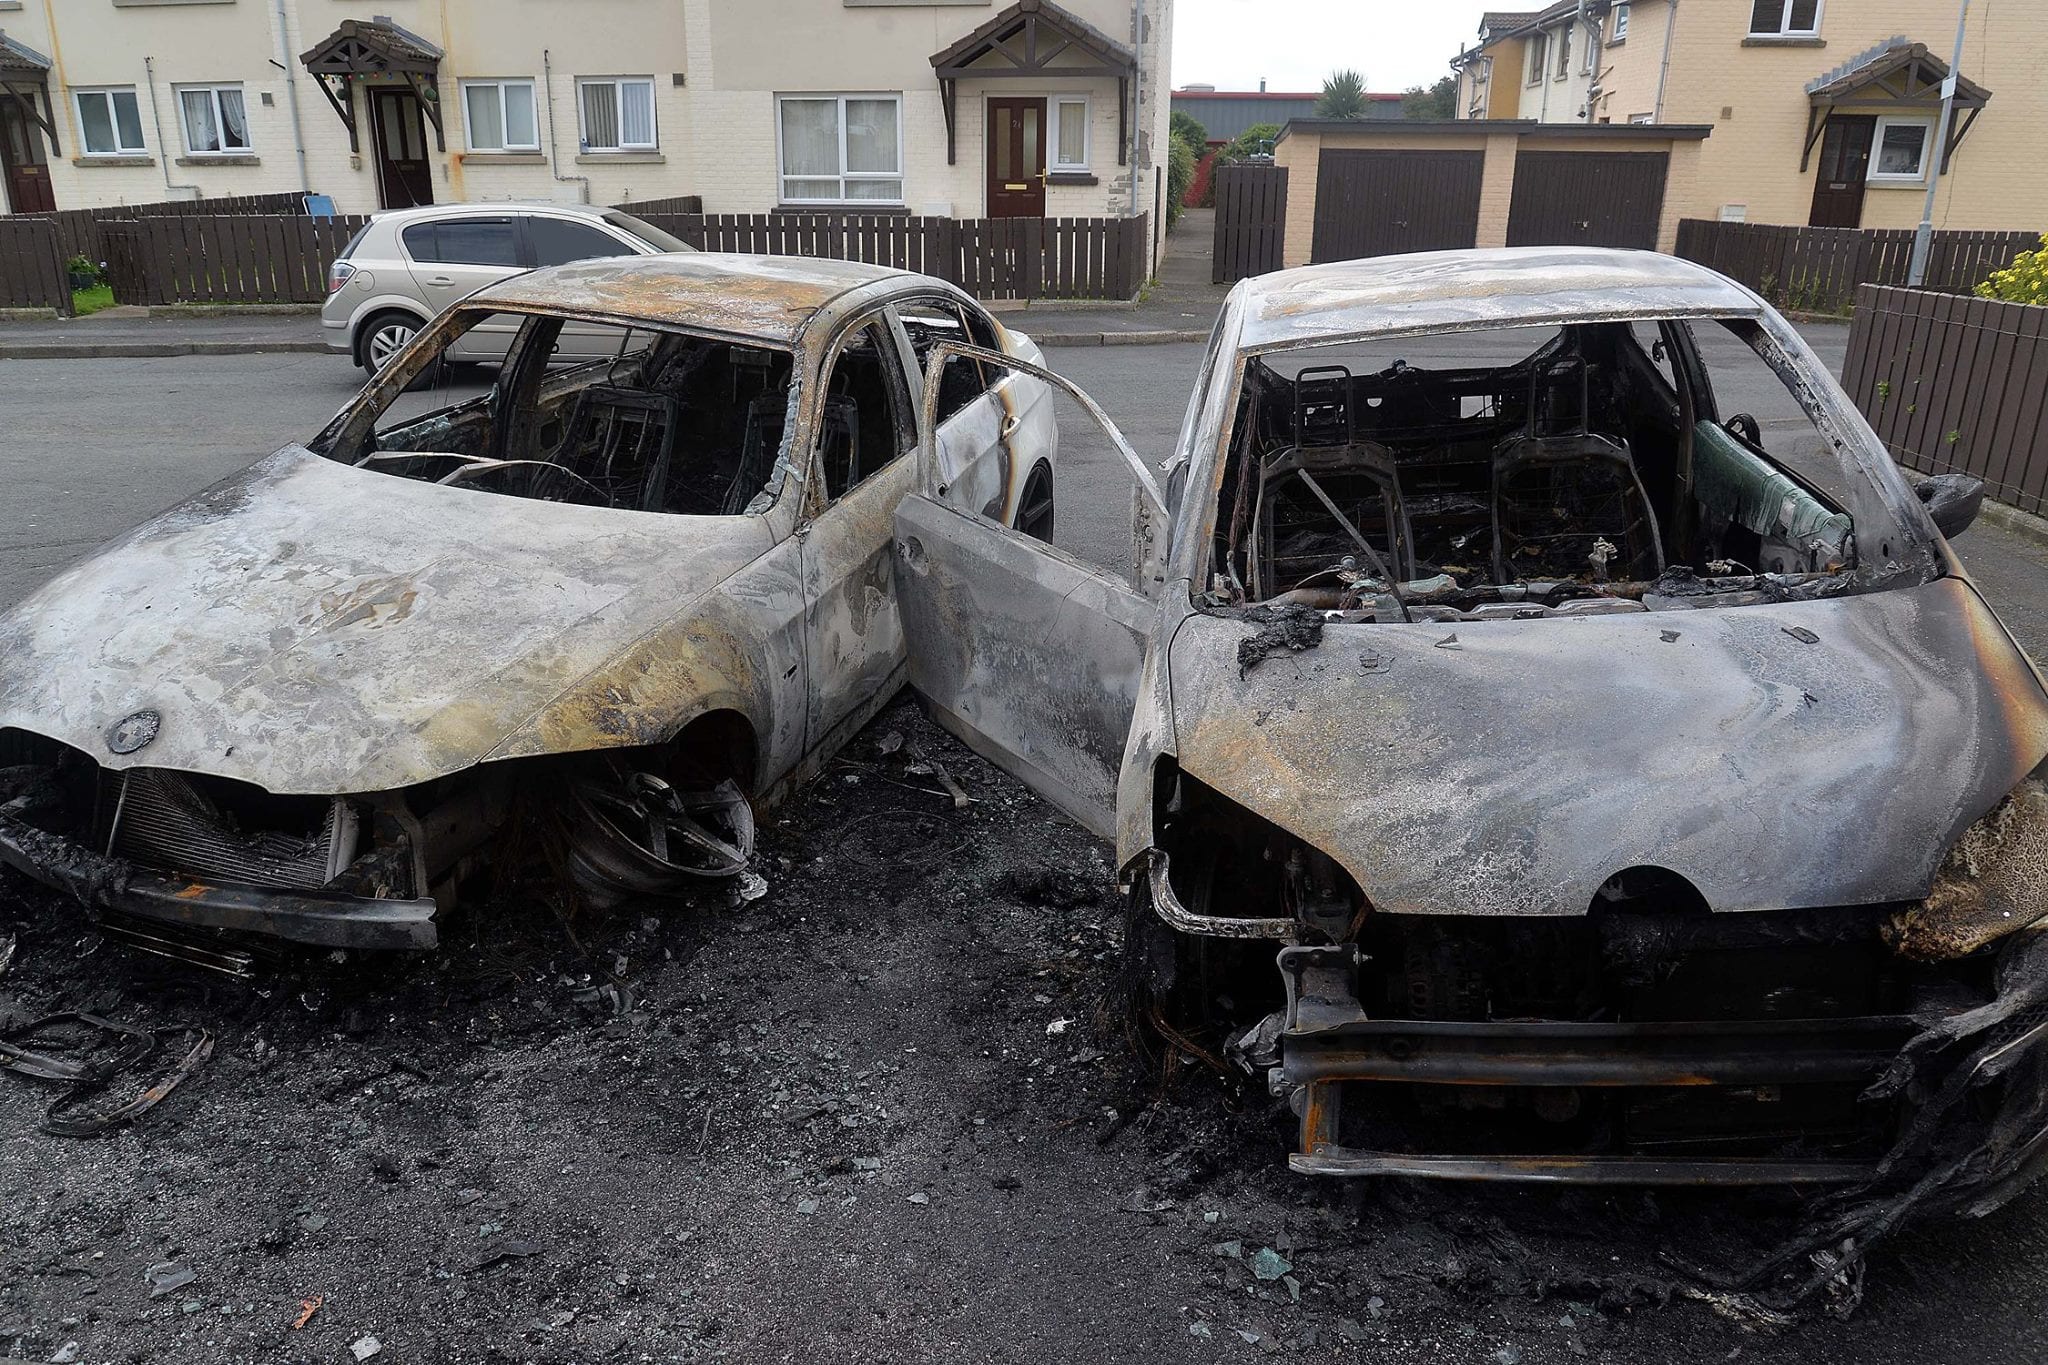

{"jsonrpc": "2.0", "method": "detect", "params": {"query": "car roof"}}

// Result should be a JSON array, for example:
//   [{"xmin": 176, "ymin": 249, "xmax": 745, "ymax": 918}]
[
  {"xmin": 466, "ymin": 252, "xmax": 922, "ymax": 344},
  {"xmin": 1232, "ymin": 247, "xmax": 1767, "ymax": 352},
  {"xmin": 370, "ymin": 201, "xmax": 619, "ymax": 226}
]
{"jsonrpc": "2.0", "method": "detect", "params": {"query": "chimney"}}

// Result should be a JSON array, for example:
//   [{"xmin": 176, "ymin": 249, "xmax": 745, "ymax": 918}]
[{"xmin": 1259, "ymin": 77, "xmax": 1267, "ymax": 92}]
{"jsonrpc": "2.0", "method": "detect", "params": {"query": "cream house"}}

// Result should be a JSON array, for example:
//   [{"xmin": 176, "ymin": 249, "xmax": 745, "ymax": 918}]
[
  {"xmin": 0, "ymin": 0, "xmax": 1171, "ymax": 242},
  {"xmin": 1451, "ymin": 1, "xmax": 2048, "ymax": 233}
]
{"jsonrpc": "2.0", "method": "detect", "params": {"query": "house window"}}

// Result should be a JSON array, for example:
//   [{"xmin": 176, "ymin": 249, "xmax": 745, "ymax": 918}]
[
  {"xmin": 777, "ymin": 94, "xmax": 903, "ymax": 204},
  {"xmin": 1524, "ymin": 33, "xmax": 1548, "ymax": 85},
  {"xmin": 1556, "ymin": 24, "xmax": 1573, "ymax": 77},
  {"xmin": 74, "ymin": 88, "xmax": 146, "ymax": 156},
  {"xmin": 175, "ymin": 84, "xmax": 250, "ymax": 155},
  {"xmin": 1052, "ymin": 98, "xmax": 1089, "ymax": 171},
  {"xmin": 1749, "ymin": 0, "xmax": 1821, "ymax": 37},
  {"xmin": 1870, "ymin": 117, "xmax": 1933, "ymax": 182},
  {"xmin": 462, "ymin": 79, "xmax": 539, "ymax": 152},
  {"xmin": 578, "ymin": 77, "xmax": 657, "ymax": 152},
  {"xmin": 1612, "ymin": 4, "xmax": 1630, "ymax": 41}
]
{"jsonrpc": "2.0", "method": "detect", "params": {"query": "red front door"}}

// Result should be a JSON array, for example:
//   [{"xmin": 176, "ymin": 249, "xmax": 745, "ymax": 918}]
[
  {"xmin": 1808, "ymin": 114, "xmax": 1874, "ymax": 229},
  {"xmin": 986, "ymin": 97, "xmax": 1047, "ymax": 218},
  {"xmin": 0, "ymin": 96, "xmax": 56, "ymax": 213}
]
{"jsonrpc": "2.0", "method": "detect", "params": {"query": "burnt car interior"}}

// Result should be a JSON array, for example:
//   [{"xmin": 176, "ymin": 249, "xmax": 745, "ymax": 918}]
[
  {"xmin": 1206, "ymin": 320, "xmax": 1863, "ymax": 622},
  {"xmin": 316, "ymin": 315, "xmax": 799, "ymax": 517}
]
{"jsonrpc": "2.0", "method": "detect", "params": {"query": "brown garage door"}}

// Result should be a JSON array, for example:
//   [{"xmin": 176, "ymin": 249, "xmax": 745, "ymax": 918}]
[
  {"xmin": 1311, "ymin": 149, "xmax": 1485, "ymax": 264},
  {"xmin": 1506, "ymin": 150, "xmax": 1670, "ymax": 250}
]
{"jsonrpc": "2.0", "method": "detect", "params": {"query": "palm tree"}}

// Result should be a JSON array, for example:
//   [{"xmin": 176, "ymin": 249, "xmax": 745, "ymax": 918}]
[{"xmin": 1315, "ymin": 69, "xmax": 1370, "ymax": 120}]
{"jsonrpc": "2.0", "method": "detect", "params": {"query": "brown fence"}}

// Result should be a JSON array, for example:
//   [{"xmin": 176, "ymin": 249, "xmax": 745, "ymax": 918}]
[
  {"xmin": 0, "ymin": 218, "xmax": 71, "ymax": 313},
  {"xmin": 1211, "ymin": 164, "xmax": 1288, "ymax": 284},
  {"xmin": 611, "ymin": 195, "xmax": 703, "ymax": 216},
  {"xmin": 99, "ymin": 214, "xmax": 371, "ymax": 305},
  {"xmin": 1843, "ymin": 285, "xmax": 2048, "ymax": 515},
  {"xmin": 1675, "ymin": 219, "xmax": 2040, "ymax": 314},
  {"xmin": 633, "ymin": 211, "xmax": 1149, "ymax": 300}
]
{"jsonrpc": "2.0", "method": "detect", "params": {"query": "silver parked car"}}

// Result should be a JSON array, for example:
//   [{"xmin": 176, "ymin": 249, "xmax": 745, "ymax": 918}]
[{"xmin": 321, "ymin": 201, "xmax": 694, "ymax": 372}]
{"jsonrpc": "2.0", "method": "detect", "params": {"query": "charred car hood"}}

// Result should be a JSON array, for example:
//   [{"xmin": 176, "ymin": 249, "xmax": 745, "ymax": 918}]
[
  {"xmin": 0, "ymin": 446, "xmax": 772, "ymax": 795},
  {"xmin": 1168, "ymin": 578, "xmax": 2048, "ymax": 916}
]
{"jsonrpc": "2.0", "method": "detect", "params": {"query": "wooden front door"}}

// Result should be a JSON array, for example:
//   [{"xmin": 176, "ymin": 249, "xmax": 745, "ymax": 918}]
[
  {"xmin": 371, "ymin": 87, "xmax": 434, "ymax": 210},
  {"xmin": 986, "ymin": 98, "xmax": 1046, "ymax": 219},
  {"xmin": 1809, "ymin": 115, "xmax": 1875, "ymax": 229},
  {"xmin": 0, "ymin": 95, "xmax": 56, "ymax": 213}
]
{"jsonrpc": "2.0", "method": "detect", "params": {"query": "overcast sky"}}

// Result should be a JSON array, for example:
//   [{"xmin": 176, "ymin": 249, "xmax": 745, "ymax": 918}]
[{"xmin": 1171, "ymin": 0, "xmax": 1493, "ymax": 95}]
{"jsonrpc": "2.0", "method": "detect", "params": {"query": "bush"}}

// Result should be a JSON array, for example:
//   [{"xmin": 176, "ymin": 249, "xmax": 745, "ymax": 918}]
[
  {"xmin": 1166, "ymin": 134, "xmax": 1197, "ymax": 229},
  {"xmin": 1217, "ymin": 122, "xmax": 1282, "ymax": 165},
  {"xmin": 1170, "ymin": 110, "xmax": 1209, "ymax": 156},
  {"xmin": 65, "ymin": 254, "xmax": 105, "ymax": 286},
  {"xmin": 1977, "ymin": 235, "xmax": 2048, "ymax": 305}
]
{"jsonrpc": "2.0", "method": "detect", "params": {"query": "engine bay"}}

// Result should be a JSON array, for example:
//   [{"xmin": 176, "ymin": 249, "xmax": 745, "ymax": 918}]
[{"xmin": 1207, "ymin": 321, "xmax": 1862, "ymax": 622}]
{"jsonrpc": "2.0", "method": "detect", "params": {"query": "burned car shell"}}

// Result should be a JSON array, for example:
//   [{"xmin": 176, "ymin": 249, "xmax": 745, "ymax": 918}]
[
  {"xmin": 0, "ymin": 254, "xmax": 1054, "ymax": 951},
  {"xmin": 890, "ymin": 248, "xmax": 2048, "ymax": 1229}
]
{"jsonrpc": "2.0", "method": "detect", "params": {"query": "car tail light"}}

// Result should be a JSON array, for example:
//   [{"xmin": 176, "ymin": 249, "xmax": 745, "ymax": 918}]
[{"xmin": 327, "ymin": 260, "xmax": 357, "ymax": 295}]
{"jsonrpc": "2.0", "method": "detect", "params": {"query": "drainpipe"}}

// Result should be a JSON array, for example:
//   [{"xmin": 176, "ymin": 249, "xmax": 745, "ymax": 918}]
[
  {"xmin": 271, "ymin": 0, "xmax": 310, "ymax": 193},
  {"xmin": 1128, "ymin": 0, "xmax": 1146, "ymax": 220},
  {"xmin": 144, "ymin": 57, "xmax": 202, "ymax": 197},
  {"xmin": 543, "ymin": 49, "xmax": 591, "ymax": 203},
  {"xmin": 1907, "ymin": 0, "xmax": 1971, "ymax": 287},
  {"xmin": 1653, "ymin": 0, "xmax": 1680, "ymax": 123}
]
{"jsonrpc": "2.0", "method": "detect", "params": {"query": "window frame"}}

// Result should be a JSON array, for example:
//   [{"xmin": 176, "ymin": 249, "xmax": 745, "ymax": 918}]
[
  {"xmin": 1868, "ymin": 115, "xmax": 1936, "ymax": 184},
  {"xmin": 1555, "ymin": 23, "xmax": 1573, "ymax": 78},
  {"xmin": 525, "ymin": 213, "xmax": 644, "ymax": 268},
  {"xmin": 812, "ymin": 311, "xmax": 918, "ymax": 504},
  {"xmin": 775, "ymin": 92, "xmax": 906, "ymax": 207},
  {"xmin": 460, "ymin": 78, "xmax": 540, "ymax": 153},
  {"xmin": 173, "ymin": 82, "xmax": 250, "ymax": 156},
  {"xmin": 1748, "ymin": 0, "xmax": 1822, "ymax": 38},
  {"xmin": 1051, "ymin": 96, "xmax": 1091, "ymax": 172},
  {"xmin": 1524, "ymin": 33, "xmax": 1549, "ymax": 86},
  {"xmin": 576, "ymin": 76, "xmax": 659, "ymax": 153},
  {"xmin": 1611, "ymin": 4, "xmax": 1630, "ymax": 42},
  {"xmin": 73, "ymin": 86, "xmax": 148, "ymax": 157}
]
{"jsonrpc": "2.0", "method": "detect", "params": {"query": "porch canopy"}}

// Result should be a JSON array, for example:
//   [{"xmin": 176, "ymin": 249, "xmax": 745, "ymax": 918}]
[
  {"xmin": 929, "ymin": 0, "xmax": 1135, "ymax": 166},
  {"xmin": 1802, "ymin": 36, "xmax": 1990, "ymax": 173},
  {"xmin": 0, "ymin": 31, "xmax": 57, "ymax": 157},
  {"xmin": 300, "ymin": 17, "xmax": 446, "ymax": 154}
]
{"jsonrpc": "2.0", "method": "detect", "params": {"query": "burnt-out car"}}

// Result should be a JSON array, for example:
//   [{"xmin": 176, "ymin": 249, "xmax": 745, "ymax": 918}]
[
  {"xmin": 889, "ymin": 248, "xmax": 2048, "ymax": 1237},
  {"xmin": 0, "ymin": 254, "xmax": 1056, "ymax": 962}
]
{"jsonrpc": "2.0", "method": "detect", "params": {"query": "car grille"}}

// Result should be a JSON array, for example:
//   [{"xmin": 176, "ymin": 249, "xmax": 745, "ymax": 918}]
[{"xmin": 106, "ymin": 769, "xmax": 355, "ymax": 890}]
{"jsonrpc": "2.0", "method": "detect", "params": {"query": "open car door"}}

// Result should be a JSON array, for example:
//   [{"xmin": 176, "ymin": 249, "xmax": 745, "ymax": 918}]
[{"xmin": 895, "ymin": 345, "xmax": 1163, "ymax": 841}]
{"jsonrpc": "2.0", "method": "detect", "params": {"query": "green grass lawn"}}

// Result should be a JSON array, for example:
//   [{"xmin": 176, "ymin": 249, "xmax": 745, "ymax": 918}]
[{"xmin": 71, "ymin": 283, "xmax": 117, "ymax": 316}]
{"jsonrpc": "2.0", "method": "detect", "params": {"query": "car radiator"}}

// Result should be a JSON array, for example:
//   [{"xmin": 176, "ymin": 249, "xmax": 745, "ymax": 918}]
[{"xmin": 104, "ymin": 769, "xmax": 357, "ymax": 891}]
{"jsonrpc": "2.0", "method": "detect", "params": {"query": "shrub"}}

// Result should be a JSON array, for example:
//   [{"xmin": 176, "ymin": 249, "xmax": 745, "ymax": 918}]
[
  {"xmin": 1977, "ymin": 235, "xmax": 2048, "ymax": 306},
  {"xmin": 1218, "ymin": 122, "xmax": 1282, "ymax": 165},
  {"xmin": 1166, "ymin": 134, "xmax": 1197, "ymax": 228},
  {"xmin": 65, "ymin": 254, "xmax": 105, "ymax": 286},
  {"xmin": 1170, "ymin": 110, "xmax": 1209, "ymax": 157}
]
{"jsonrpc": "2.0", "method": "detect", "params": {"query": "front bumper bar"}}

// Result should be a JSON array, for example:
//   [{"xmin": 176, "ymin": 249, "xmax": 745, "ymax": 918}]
[{"xmin": 0, "ymin": 808, "xmax": 438, "ymax": 951}]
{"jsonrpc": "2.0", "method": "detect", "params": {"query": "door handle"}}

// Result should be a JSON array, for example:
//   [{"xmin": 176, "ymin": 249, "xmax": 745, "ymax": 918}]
[
  {"xmin": 426, "ymin": 275, "xmax": 455, "ymax": 287},
  {"xmin": 1001, "ymin": 414, "xmax": 1022, "ymax": 438}
]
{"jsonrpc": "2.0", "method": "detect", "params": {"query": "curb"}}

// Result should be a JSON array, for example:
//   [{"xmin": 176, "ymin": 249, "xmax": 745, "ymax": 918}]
[
  {"xmin": 1033, "ymin": 328, "xmax": 1210, "ymax": 348},
  {"xmin": 0, "ymin": 340, "xmax": 331, "ymax": 360},
  {"xmin": 1974, "ymin": 497, "xmax": 2048, "ymax": 554}
]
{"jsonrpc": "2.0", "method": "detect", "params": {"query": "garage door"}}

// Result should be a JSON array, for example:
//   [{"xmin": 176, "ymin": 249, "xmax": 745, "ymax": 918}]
[
  {"xmin": 1506, "ymin": 150, "xmax": 1670, "ymax": 250},
  {"xmin": 1311, "ymin": 150, "xmax": 1485, "ymax": 264}
]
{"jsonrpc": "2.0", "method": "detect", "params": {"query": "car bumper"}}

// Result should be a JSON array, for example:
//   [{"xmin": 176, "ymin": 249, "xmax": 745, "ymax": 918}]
[
  {"xmin": 321, "ymin": 315, "xmax": 351, "ymax": 355},
  {"xmin": 0, "ymin": 806, "xmax": 438, "ymax": 951}
]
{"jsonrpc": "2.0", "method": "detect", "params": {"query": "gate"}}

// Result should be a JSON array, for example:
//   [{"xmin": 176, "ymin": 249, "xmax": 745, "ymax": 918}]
[
  {"xmin": 1211, "ymin": 164, "xmax": 1288, "ymax": 284},
  {"xmin": 1507, "ymin": 150, "xmax": 1669, "ymax": 249},
  {"xmin": 1310, "ymin": 149, "xmax": 1485, "ymax": 264}
]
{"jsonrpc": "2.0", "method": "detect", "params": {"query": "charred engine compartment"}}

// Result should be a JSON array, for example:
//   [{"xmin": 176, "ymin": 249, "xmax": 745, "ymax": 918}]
[
  {"xmin": 1208, "ymin": 323, "xmax": 1860, "ymax": 622},
  {"xmin": 0, "ymin": 725, "xmax": 758, "ymax": 964}
]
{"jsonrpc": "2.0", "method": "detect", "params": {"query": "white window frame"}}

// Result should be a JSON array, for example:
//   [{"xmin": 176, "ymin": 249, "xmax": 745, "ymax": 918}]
[
  {"xmin": 1524, "ymin": 32, "xmax": 1548, "ymax": 85},
  {"xmin": 1051, "ymin": 96, "xmax": 1090, "ymax": 173},
  {"xmin": 1555, "ymin": 23, "xmax": 1573, "ymax": 78},
  {"xmin": 174, "ymin": 83, "xmax": 250, "ymax": 156},
  {"xmin": 1612, "ymin": 4, "xmax": 1631, "ymax": 41},
  {"xmin": 1868, "ymin": 115, "xmax": 1936, "ymax": 184},
  {"xmin": 576, "ymin": 76, "xmax": 658, "ymax": 152},
  {"xmin": 73, "ymin": 86, "xmax": 147, "ymax": 157},
  {"xmin": 775, "ymin": 93, "xmax": 906, "ymax": 206},
  {"xmin": 1581, "ymin": 21, "xmax": 1597, "ymax": 72},
  {"xmin": 460, "ymin": 78, "xmax": 540, "ymax": 153},
  {"xmin": 1748, "ymin": 0, "xmax": 1823, "ymax": 38}
]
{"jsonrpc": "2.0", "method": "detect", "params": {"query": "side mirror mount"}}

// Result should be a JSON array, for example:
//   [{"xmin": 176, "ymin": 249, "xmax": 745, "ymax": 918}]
[{"xmin": 1918, "ymin": 473, "xmax": 1986, "ymax": 540}]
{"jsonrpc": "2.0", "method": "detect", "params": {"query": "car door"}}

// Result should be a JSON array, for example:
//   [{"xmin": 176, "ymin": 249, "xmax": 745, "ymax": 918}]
[
  {"xmin": 525, "ymin": 214, "xmax": 653, "ymax": 361},
  {"xmin": 798, "ymin": 312, "xmax": 926, "ymax": 754},
  {"xmin": 402, "ymin": 216, "xmax": 526, "ymax": 361},
  {"xmin": 893, "ymin": 343, "xmax": 1162, "ymax": 840},
  {"xmin": 893, "ymin": 298, "xmax": 1009, "ymax": 517}
]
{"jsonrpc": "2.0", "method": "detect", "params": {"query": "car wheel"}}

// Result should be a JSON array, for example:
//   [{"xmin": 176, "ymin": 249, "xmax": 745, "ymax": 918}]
[
  {"xmin": 1016, "ymin": 461, "xmax": 1055, "ymax": 543},
  {"xmin": 358, "ymin": 311, "xmax": 424, "ymax": 375}
]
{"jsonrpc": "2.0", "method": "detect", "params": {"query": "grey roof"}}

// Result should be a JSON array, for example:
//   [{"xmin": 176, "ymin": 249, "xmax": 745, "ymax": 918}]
[
  {"xmin": 1805, "ymin": 35, "xmax": 1991, "ymax": 104},
  {"xmin": 471, "ymin": 252, "xmax": 915, "ymax": 344},
  {"xmin": 1230, "ymin": 248, "xmax": 1762, "ymax": 352},
  {"xmin": 0, "ymin": 31, "xmax": 53, "ymax": 72}
]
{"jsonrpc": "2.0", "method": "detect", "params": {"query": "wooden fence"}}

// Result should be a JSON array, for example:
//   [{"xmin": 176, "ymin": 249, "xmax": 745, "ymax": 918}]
[
  {"xmin": 1675, "ymin": 219, "xmax": 2040, "ymax": 313},
  {"xmin": 1211, "ymin": 164, "xmax": 1288, "ymax": 284},
  {"xmin": 610, "ymin": 195, "xmax": 703, "ymax": 216},
  {"xmin": 98, "ymin": 214, "xmax": 371, "ymax": 305},
  {"xmin": 0, "ymin": 218, "xmax": 71, "ymax": 313},
  {"xmin": 1843, "ymin": 285, "xmax": 2048, "ymax": 515}
]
